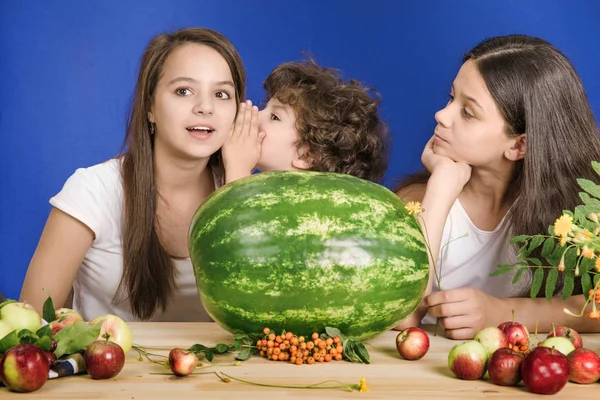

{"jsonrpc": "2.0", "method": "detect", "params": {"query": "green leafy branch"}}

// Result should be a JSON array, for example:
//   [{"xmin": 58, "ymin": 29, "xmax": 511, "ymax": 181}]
[{"xmin": 494, "ymin": 161, "xmax": 600, "ymax": 318}]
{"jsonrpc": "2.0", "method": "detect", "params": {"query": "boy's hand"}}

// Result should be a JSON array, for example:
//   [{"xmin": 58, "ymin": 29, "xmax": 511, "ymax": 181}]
[{"xmin": 223, "ymin": 101, "xmax": 266, "ymax": 184}]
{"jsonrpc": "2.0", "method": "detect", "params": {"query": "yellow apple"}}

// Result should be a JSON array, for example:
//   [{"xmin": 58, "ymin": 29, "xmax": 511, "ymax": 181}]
[
  {"xmin": 0, "ymin": 302, "xmax": 42, "ymax": 334},
  {"xmin": 88, "ymin": 314, "xmax": 133, "ymax": 354},
  {"xmin": 0, "ymin": 320, "xmax": 14, "ymax": 340}
]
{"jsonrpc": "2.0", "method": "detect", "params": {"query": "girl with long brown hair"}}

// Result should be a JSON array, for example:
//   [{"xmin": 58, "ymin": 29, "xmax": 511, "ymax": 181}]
[
  {"xmin": 20, "ymin": 27, "xmax": 261, "ymax": 321},
  {"xmin": 396, "ymin": 34, "xmax": 600, "ymax": 339}
]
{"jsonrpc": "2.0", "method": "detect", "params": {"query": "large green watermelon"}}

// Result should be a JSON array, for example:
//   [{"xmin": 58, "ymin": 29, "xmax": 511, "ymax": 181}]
[{"xmin": 189, "ymin": 171, "xmax": 428, "ymax": 340}]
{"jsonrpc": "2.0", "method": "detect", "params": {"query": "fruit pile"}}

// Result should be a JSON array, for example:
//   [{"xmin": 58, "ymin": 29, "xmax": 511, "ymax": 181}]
[
  {"xmin": 447, "ymin": 314, "xmax": 600, "ymax": 395},
  {"xmin": 0, "ymin": 299, "xmax": 132, "ymax": 393},
  {"xmin": 256, "ymin": 328, "xmax": 344, "ymax": 365}
]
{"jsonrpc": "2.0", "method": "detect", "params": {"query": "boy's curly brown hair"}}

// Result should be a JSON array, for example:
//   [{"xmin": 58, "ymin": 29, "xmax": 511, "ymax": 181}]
[{"xmin": 263, "ymin": 59, "xmax": 390, "ymax": 183}]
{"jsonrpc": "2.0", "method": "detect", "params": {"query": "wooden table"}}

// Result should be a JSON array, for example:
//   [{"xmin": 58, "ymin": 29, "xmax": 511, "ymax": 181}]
[{"xmin": 4, "ymin": 322, "xmax": 600, "ymax": 399}]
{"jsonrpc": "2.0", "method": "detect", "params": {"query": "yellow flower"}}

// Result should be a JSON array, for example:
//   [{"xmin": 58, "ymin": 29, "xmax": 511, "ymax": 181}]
[
  {"xmin": 582, "ymin": 246, "xmax": 595, "ymax": 259},
  {"xmin": 359, "ymin": 376, "xmax": 369, "ymax": 393},
  {"xmin": 405, "ymin": 201, "xmax": 424, "ymax": 216},
  {"xmin": 559, "ymin": 235, "xmax": 568, "ymax": 246},
  {"xmin": 595, "ymin": 257, "xmax": 600, "ymax": 272},
  {"xmin": 554, "ymin": 214, "xmax": 574, "ymax": 238},
  {"xmin": 573, "ymin": 229, "xmax": 594, "ymax": 244}
]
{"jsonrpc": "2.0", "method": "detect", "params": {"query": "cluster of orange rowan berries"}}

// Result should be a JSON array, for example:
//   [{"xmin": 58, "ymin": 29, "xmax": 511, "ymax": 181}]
[
  {"xmin": 588, "ymin": 289, "xmax": 600, "ymax": 304},
  {"xmin": 256, "ymin": 328, "xmax": 344, "ymax": 365}
]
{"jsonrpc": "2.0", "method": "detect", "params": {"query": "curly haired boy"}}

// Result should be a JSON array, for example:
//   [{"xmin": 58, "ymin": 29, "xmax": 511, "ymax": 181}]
[{"xmin": 223, "ymin": 58, "xmax": 389, "ymax": 184}]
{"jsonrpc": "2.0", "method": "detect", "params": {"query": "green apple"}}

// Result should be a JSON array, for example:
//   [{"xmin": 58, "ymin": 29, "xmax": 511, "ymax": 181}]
[
  {"xmin": 540, "ymin": 336, "xmax": 576, "ymax": 356},
  {"xmin": 0, "ymin": 302, "xmax": 42, "ymax": 334},
  {"xmin": 0, "ymin": 320, "xmax": 14, "ymax": 340},
  {"xmin": 89, "ymin": 314, "xmax": 133, "ymax": 354}
]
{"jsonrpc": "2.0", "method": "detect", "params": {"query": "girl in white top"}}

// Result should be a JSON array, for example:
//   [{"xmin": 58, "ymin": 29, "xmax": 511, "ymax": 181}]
[
  {"xmin": 20, "ymin": 28, "xmax": 264, "ymax": 322},
  {"xmin": 396, "ymin": 34, "xmax": 600, "ymax": 339}
]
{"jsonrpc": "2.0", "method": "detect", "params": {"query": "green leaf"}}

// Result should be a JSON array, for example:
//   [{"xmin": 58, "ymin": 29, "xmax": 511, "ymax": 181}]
[
  {"xmin": 53, "ymin": 321, "xmax": 103, "ymax": 358},
  {"xmin": 579, "ymin": 192, "xmax": 592, "ymax": 205},
  {"xmin": 17, "ymin": 329, "xmax": 38, "ymax": 344},
  {"xmin": 235, "ymin": 347, "xmax": 253, "ymax": 361},
  {"xmin": 490, "ymin": 265, "xmax": 514, "ymax": 277},
  {"xmin": 352, "ymin": 341, "xmax": 370, "ymax": 364},
  {"xmin": 526, "ymin": 258, "xmax": 542, "ymax": 266},
  {"xmin": 528, "ymin": 235, "xmax": 545, "ymax": 253},
  {"xmin": 594, "ymin": 274, "xmax": 600, "ymax": 287},
  {"xmin": 530, "ymin": 268, "xmax": 544, "ymax": 299},
  {"xmin": 215, "ymin": 343, "xmax": 230, "ymax": 354},
  {"xmin": 577, "ymin": 178, "xmax": 600, "ymax": 199},
  {"xmin": 547, "ymin": 225, "xmax": 555, "ymax": 237},
  {"xmin": 562, "ymin": 273, "xmax": 575, "ymax": 300},
  {"xmin": 188, "ymin": 344, "xmax": 207, "ymax": 353},
  {"xmin": 582, "ymin": 272, "xmax": 593, "ymax": 298},
  {"xmin": 0, "ymin": 330, "xmax": 19, "ymax": 354},
  {"xmin": 510, "ymin": 235, "xmax": 530, "ymax": 244},
  {"xmin": 42, "ymin": 296, "xmax": 56, "ymax": 323},
  {"xmin": 512, "ymin": 267, "xmax": 527, "ymax": 284},
  {"xmin": 204, "ymin": 350, "xmax": 214, "ymax": 362},
  {"xmin": 36, "ymin": 325, "xmax": 52, "ymax": 339},
  {"xmin": 33, "ymin": 335, "xmax": 52, "ymax": 351},
  {"xmin": 541, "ymin": 238, "xmax": 555, "ymax": 258},
  {"xmin": 592, "ymin": 161, "xmax": 600, "ymax": 177},
  {"xmin": 325, "ymin": 327, "xmax": 346, "ymax": 341},
  {"xmin": 545, "ymin": 269, "xmax": 559, "ymax": 300}
]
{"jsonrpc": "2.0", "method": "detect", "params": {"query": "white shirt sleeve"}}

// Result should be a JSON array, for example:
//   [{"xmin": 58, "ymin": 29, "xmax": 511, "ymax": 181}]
[{"xmin": 49, "ymin": 160, "xmax": 121, "ymax": 243}]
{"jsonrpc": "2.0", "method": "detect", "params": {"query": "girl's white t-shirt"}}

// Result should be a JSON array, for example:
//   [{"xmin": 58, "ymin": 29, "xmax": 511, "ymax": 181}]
[
  {"xmin": 422, "ymin": 199, "xmax": 531, "ymax": 324},
  {"xmin": 49, "ymin": 158, "xmax": 213, "ymax": 322}
]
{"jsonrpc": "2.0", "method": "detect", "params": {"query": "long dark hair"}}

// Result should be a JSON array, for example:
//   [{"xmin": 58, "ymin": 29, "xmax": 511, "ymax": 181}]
[
  {"xmin": 116, "ymin": 28, "xmax": 246, "ymax": 320},
  {"xmin": 395, "ymin": 34, "xmax": 600, "ymax": 294}
]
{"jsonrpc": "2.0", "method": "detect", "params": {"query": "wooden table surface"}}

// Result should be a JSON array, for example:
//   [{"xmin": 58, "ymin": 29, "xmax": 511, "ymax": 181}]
[{"xmin": 3, "ymin": 322, "xmax": 600, "ymax": 399}]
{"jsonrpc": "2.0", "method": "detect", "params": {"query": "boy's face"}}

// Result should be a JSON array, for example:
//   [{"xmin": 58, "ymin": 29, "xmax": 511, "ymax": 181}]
[{"xmin": 256, "ymin": 98, "xmax": 309, "ymax": 172}]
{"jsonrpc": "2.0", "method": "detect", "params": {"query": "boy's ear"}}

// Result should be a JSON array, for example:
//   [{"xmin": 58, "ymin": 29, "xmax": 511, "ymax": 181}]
[
  {"xmin": 292, "ymin": 146, "xmax": 312, "ymax": 170},
  {"xmin": 292, "ymin": 157, "xmax": 311, "ymax": 170},
  {"xmin": 505, "ymin": 134, "xmax": 526, "ymax": 161}
]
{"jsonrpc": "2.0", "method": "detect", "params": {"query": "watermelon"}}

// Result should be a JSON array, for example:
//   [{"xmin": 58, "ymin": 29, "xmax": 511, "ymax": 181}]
[{"xmin": 189, "ymin": 171, "xmax": 429, "ymax": 340}]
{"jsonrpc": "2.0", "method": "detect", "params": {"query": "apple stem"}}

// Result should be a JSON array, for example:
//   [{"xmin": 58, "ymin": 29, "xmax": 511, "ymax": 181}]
[
  {"xmin": 511, "ymin": 309, "xmax": 515, "ymax": 324},
  {"xmin": 551, "ymin": 323, "xmax": 556, "ymax": 337}
]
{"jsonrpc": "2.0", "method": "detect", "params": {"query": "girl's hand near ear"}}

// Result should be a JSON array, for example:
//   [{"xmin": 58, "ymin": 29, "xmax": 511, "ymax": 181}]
[
  {"xmin": 421, "ymin": 135, "xmax": 472, "ymax": 193},
  {"xmin": 222, "ymin": 101, "xmax": 266, "ymax": 184}
]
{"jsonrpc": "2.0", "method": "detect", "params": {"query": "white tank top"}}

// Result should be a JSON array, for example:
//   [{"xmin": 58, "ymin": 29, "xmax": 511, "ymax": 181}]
[{"xmin": 422, "ymin": 199, "xmax": 530, "ymax": 323}]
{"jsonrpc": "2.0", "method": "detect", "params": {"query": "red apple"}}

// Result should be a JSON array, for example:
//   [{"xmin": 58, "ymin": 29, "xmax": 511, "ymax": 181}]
[
  {"xmin": 487, "ymin": 347, "xmax": 524, "ymax": 386},
  {"xmin": 395, "ymin": 327, "xmax": 430, "ymax": 360},
  {"xmin": 474, "ymin": 327, "xmax": 508, "ymax": 358},
  {"xmin": 84, "ymin": 340, "xmax": 125, "ymax": 380},
  {"xmin": 567, "ymin": 348, "xmax": 600, "ymax": 384},
  {"xmin": 547, "ymin": 326, "xmax": 583, "ymax": 350},
  {"xmin": 497, "ymin": 320, "xmax": 529, "ymax": 352},
  {"xmin": 521, "ymin": 346, "xmax": 569, "ymax": 395},
  {"xmin": 447, "ymin": 340, "xmax": 488, "ymax": 380},
  {"xmin": 168, "ymin": 348, "xmax": 199, "ymax": 376},
  {"xmin": 44, "ymin": 351, "xmax": 57, "ymax": 367},
  {"xmin": 0, "ymin": 344, "xmax": 49, "ymax": 392}
]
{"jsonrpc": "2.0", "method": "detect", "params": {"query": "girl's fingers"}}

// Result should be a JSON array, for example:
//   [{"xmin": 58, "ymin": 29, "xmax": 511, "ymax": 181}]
[
  {"xmin": 248, "ymin": 105, "xmax": 258, "ymax": 137},
  {"xmin": 238, "ymin": 100, "xmax": 252, "ymax": 137}
]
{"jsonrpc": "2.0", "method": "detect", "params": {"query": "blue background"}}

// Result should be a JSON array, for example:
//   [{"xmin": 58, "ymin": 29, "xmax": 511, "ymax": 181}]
[{"xmin": 1, "ymin": 1, "xmax": 599, "ymax": 299}]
